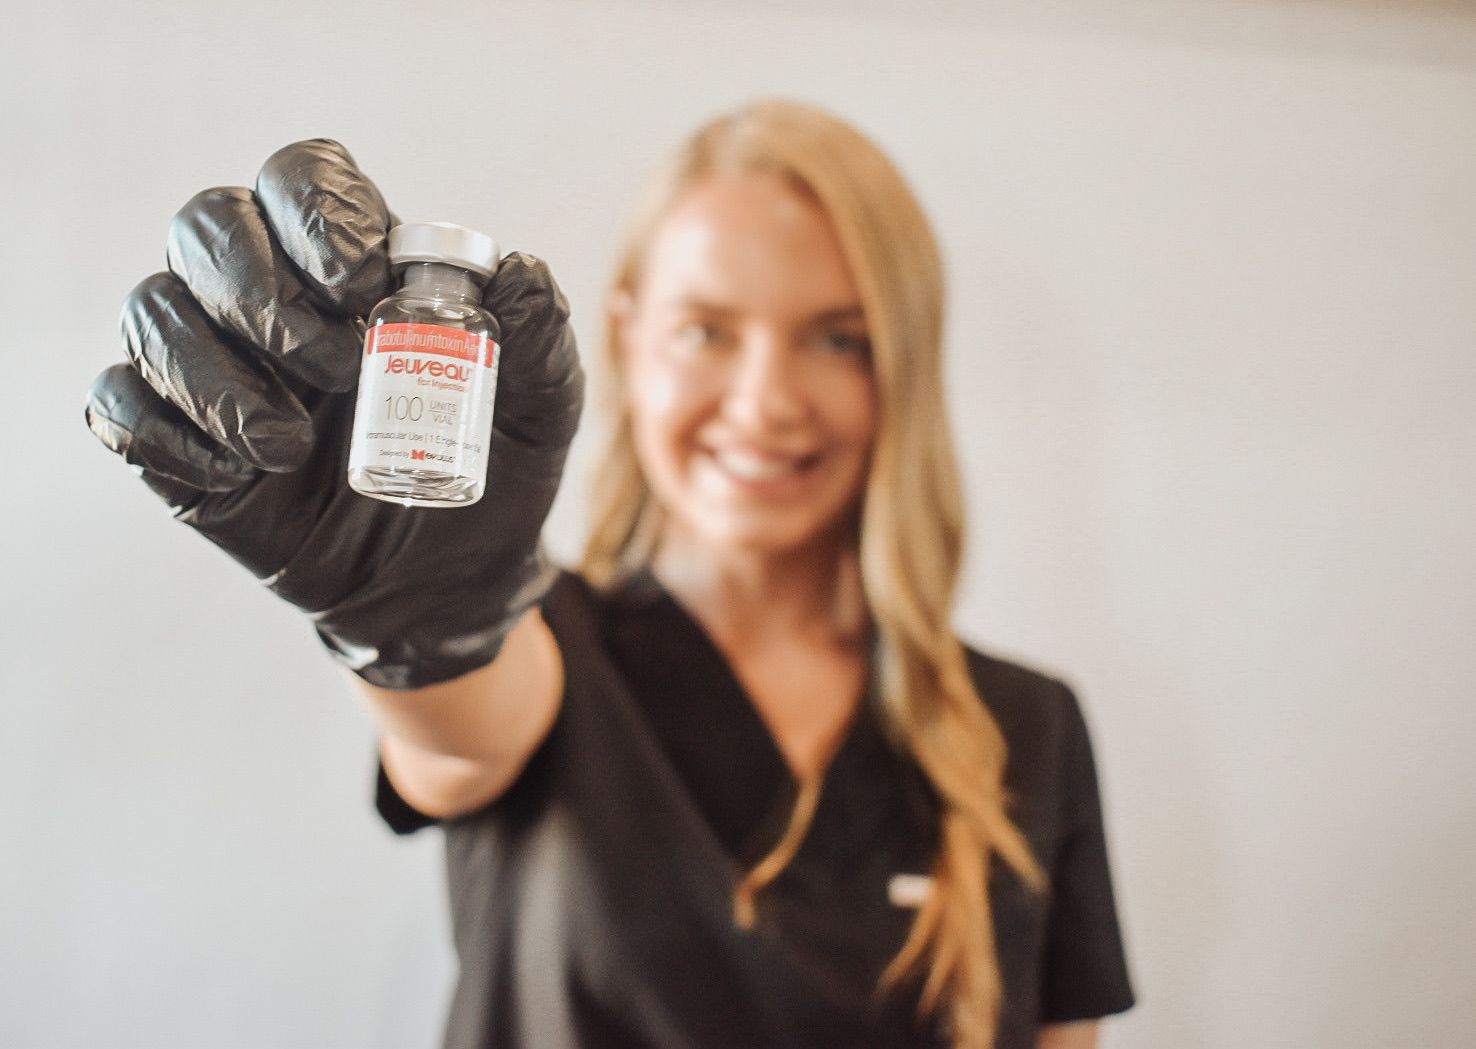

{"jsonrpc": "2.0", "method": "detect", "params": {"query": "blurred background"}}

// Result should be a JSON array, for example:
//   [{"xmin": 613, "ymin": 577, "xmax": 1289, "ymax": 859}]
[{"xmin": 3, "ymin": 1, "xmax": 1474, "ymax": 1046}]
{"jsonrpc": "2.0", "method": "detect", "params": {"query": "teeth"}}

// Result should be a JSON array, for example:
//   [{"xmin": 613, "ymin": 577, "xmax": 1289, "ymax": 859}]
[{"xmin": 711, "ymin": 448, "xmax": 808, "ymax": 481}]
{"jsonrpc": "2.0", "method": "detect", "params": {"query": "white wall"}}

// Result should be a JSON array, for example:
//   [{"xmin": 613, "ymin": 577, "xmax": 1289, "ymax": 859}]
[{"xmin": 3, "ymin": 1, "xmax": 1472, "ymax": 1046}]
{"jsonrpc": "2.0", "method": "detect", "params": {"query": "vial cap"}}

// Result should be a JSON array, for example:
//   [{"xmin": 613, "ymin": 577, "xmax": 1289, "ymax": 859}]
[{"xmin": 388, "ymin": 221, "xmax": 500, "ymax": 280}]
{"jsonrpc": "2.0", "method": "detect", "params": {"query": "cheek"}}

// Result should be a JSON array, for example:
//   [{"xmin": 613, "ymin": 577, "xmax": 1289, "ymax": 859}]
[
  {"xmin": 824, "ymin": 372, "xmax": 879, "ymax": 452},
  {"xmin": 636, "ymin": 357, "xmax": 685, "ymax": 422},
  {"xmin": 625, "ymin": 348, "xmax": 714, "ymax": 466}
]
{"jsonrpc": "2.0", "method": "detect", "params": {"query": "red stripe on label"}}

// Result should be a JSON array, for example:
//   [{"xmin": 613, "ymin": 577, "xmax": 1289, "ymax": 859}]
[{"xmin": 365, "ymin": 322, "xmax": 498, "ymax": 367}]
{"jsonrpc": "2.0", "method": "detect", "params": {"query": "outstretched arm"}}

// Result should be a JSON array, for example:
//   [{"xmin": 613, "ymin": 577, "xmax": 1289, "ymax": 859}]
[
  {"xmin": 356, "ymin": 604, "xmax": 563, "ymax": 820},
  {"xmin": 1038, "ymin": 1019, "xmax": 1100, "ymax": 1049}
]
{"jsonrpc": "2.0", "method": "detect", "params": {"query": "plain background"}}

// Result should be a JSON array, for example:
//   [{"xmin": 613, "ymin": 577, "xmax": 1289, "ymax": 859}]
[{"xmin": 3, "ymin": 1, "xmax": 1473, "ymax": 1046}]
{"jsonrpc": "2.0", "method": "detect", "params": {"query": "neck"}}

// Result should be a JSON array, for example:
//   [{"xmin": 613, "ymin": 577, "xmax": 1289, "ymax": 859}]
[{"xmin": 650, "ymin": 526, "xmax": 871, "ymax": 653}]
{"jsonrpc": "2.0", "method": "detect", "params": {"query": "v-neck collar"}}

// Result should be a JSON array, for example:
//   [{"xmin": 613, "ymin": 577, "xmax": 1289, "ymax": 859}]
[{"xmin": 599, "ymin": 563, "xmax": 887, "ymax": 868}]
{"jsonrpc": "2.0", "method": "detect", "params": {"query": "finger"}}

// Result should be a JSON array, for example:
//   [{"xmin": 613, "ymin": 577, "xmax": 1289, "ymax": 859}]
[
  {"xmin": 254, "ymin": 139, "xmax": 393, "ymax": 317},
  {"xmin": 166, "ymin": 186, "xmax": 363, "ymax": 392},
  {"xmin": 85, "ymin": 362, "xmax": 259, "ymax": 492},
  {"xmin": 137, "ymin": 468, "xmax": 210, "ymax": 514},
  {"xmin": 481, "ymin": 251, "xmax": 585, "ymax": 449},
  {"xmin": 122, "ymin": 271, "xmax": 314, "ymax": 473}
]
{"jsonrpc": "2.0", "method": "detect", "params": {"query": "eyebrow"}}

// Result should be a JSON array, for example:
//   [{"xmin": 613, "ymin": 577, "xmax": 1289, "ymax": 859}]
[{"xmin": 665, "ymin": 296, "xmax": 865, "ymax": 324}]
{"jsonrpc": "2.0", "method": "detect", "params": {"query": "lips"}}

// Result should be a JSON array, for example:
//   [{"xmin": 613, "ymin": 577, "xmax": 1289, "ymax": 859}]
[
  {"xmin": 709, "ymin": 446, "xmax": 819, "ymax": 481},
  {"xmin": 699, "ymin": 443, "xmax": 825, "ymax": 495}
]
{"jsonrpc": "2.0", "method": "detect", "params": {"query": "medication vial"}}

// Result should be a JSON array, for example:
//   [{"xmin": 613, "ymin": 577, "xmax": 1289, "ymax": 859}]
[{"xmin": 347, "ymin": 222, "xmax": 501, "ymax": 507}]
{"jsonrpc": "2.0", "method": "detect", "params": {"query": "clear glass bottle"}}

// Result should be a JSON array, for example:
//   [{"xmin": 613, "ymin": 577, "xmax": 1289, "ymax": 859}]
[{"xmin": 347, "ymin": 221, "xmax": 501, "ymax": 508}]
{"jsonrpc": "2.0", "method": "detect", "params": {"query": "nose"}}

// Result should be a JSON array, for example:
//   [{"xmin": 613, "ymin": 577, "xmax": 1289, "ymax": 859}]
[{"xmin": 720, "ymin": 332, "xmax": 808, "ymax": 433}]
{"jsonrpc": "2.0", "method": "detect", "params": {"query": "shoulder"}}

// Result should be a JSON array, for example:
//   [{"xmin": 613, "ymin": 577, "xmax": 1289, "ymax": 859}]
[
  {"xmin": 536, "ymin": 562, "xmax": 677, "ymax": 648},
  {"xmin": 542, "ymin": 563, "xmax": 598, "ymax": 606},
  {"xmin": 955, "ymin": 640, "xmax": 1105, "ymax": 833},
  {"xmin": 532, "ymin": 563, "xmax": 667, "ymax": 687},
  {"xmin": 958, "ymin": 640, "xmax": 1084, "ymax": 756},
  {"xmin": 540, "ymin": 563, "xmax": 659, "ymax": 615},
  {"xmin": 536, "ymin": 564, "xmax": 612, "ymax": 636},
  {"xmin": 529, "ymin": 567, "xmax": 620, "ymax": 684}
]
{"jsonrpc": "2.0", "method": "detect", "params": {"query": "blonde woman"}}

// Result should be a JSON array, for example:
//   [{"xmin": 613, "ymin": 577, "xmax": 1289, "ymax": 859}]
[{"xmin": 87, "ymin": 100, "xmax": 1135, "ymax": 1049}]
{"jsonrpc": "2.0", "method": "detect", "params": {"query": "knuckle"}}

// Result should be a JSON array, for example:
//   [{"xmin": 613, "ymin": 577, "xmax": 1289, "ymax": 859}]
[
  {"xmin": 119, "ymin": 271, "xmax": 189, "ymax": 364},
  {"xmin": 169, "ymin": 185, "xmax": 253, "ymax": 239},
  {"xmin": 88, "ymin": 361, "xmax": 135, "ymax": 403},
  {"xmin": 263, "ymin": 138, "xmax": 358, "ymax": 181},
  {"xmin": 121, "ymin": 269, "xmax": 180, "ymax": 313},
  {"xmin": 119, "ymin": 271, "xmax": 164, "ymax": 332},
  {"xmin": 497, "ymin": 251, "xmax": 573, "ymax": 328},
  {"xmin": 256, "ymin": 140, "xmax": 390, "ymax": 314},
  {"xmin": 166, "ymin": 186, "xmax": 257, "ymax": 281},
  {"xmin": 83, "ymin": 363, "xmax": 142, "ymax": 452}
]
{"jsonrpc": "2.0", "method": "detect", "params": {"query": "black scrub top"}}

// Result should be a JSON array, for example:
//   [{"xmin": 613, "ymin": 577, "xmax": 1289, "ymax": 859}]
[{"xmin": 376, "ymin": 566, "xmax": 1136, "ymax": 1049}]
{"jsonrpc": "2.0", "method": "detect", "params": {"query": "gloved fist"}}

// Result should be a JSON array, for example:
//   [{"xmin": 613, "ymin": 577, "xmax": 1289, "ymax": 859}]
[{"xmin": 85, "ymin": 139, "xmax": 584, "ymax": 689}]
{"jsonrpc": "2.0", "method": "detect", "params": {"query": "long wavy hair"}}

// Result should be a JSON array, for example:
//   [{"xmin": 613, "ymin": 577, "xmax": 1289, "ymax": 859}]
[{"xmin": 577, "ymin": 98, "xmax": 1047, "ymax": 1047}]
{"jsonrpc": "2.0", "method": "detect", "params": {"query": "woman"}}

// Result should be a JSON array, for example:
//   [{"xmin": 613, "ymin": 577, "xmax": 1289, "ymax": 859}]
[{"xmin": 86, "ymin": 100, "xmax": 1134, "ymax": 1049}]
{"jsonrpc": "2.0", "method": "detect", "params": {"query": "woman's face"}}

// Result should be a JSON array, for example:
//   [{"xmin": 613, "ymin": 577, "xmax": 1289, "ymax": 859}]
[{"xmin": 615, "ymin": 172, "xmax": 878, "ymax": 562}]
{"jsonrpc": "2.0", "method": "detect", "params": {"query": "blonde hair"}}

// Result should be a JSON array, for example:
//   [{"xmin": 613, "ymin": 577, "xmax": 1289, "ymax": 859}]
[{"xmin": 578, "ymin": 98, "xmax": 1046, "ymax": 1047}]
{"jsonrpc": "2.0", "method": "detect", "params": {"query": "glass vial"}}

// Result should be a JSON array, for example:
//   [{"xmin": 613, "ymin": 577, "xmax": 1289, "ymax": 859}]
[{"xmin": 347, "ymin": 221, "xmax": 501, "ymax": 508}]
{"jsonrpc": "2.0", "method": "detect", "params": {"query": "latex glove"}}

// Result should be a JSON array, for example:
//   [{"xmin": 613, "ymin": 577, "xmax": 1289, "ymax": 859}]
[{"xmin": 85, "ymin": 139, "xmax": 583, "ymax": 689}]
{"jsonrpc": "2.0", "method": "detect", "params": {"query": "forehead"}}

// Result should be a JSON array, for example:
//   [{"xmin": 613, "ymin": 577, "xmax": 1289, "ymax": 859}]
[{"xmin": 638, "ymin": 173, "xmax": 862, "ymax": 319}]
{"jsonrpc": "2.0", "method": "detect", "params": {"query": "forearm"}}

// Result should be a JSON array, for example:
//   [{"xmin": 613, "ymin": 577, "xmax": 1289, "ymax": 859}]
[
  {"xmin": 1037, "ymin": 1019, "xmax": 1100, "ymax": 1049},
  {"xmin": 351, "ymin": 606, "xmax": 563, "ymax": 817}
]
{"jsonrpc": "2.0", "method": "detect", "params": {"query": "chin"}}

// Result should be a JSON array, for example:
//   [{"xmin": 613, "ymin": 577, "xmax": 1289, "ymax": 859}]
[{"xmin": 691, "ymin": 507, "xmax": 858, "ymax": 561}]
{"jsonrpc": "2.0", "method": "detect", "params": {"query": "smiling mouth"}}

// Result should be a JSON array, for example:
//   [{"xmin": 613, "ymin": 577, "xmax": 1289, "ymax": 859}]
[{"xmin": 704, "ymin": 446, "xmax": 824, "ymax": 484}]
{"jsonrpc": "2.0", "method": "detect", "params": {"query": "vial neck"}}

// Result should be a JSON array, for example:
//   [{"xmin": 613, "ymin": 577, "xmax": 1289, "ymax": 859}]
[{"xmin": 398, "ymin": 262, "xmax": 484, "ymax": 303}]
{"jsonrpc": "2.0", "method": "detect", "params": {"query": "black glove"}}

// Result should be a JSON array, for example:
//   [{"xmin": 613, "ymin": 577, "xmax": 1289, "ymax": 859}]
[{"xmin": 85, "ymin": 139, "xmax": 583, "ymax": 689}]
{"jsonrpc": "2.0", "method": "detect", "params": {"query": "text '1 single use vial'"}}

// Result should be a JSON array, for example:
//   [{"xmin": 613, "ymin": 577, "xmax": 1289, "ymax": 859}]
[{"xmin": 347, "ymin": 221, "xmax": 501, "ymax": 508}]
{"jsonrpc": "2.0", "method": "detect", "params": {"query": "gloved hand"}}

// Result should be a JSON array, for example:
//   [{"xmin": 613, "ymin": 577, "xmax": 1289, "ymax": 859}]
[{"xmin": 85, "ymin": 139, "xmax": 583, "ymax": 689}]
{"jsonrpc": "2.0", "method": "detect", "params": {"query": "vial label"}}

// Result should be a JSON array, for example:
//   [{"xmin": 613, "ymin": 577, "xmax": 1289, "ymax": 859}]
[{"xmin": 348, "ymin": 322, "xmax": 500, "ymax": 479}]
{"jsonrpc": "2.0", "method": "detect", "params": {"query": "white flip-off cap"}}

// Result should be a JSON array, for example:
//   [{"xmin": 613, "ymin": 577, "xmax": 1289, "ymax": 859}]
[{"xmin": 389, "ymin": 221, "xmax": 500, "ymax": 280}]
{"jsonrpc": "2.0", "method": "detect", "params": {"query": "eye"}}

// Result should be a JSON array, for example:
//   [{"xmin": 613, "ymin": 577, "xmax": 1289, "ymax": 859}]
[
  {"xmin": 820, "ymin": 331, "xmax": 872, "ymax": 357},
  {"xmin": 673, "ymin": 320, "xmax": 726, "ymax": 349}
]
